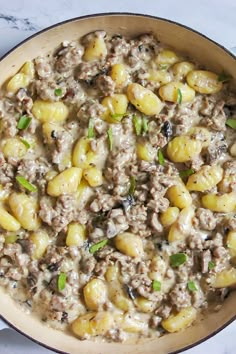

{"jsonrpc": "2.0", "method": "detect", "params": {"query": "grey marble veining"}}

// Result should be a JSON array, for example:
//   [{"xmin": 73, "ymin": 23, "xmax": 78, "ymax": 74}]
[{"xmin": 0, "ymin": 14, "xmax": 40, "ymax": 31}]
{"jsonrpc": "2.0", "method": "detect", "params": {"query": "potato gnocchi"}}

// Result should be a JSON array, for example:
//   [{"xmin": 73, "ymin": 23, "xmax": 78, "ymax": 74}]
[{"xmin": 0, "ymin": 30, "xmax": 235, "ymax": 344}]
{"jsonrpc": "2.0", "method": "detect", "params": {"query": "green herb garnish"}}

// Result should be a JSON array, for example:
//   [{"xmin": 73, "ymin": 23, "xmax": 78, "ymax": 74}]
[
  {"xmin": 107, "ymin": 127, "xmax": 113, "ymax": 151},
  {"xmin": 218, "ymin": 72, "xmax": 232, "ymax": 82},
  {"xmin": 208, "ymin": 261, "xmax": 215, "ymax": 270},
  {"xmin": 226, "ymin": 118, "xmax": 236, "ymax": 129},
  {"xmin": 87, "ymin": 118, "xmax": 95, "ymax": 138},
  {"xmin": 177, "ymin": 88, "xmax": 182, "ymax": 104},
  {"xmin": 16, "ymin": 176, "xmax": 37, "ymax": 192},
  {"xmin": 179, "ymin": 169, "xmax": 194, "ymax": 178},
  {"xmin": 187, "ymin": 281, "xmax": 198, "ymax": 292},
  {"xmin": 17, "ymin": 115, "xmax": 32, "ymax": 130},
  {"xmin": 158, "ymin": 149, "xmax": 165, "ymax": 166},
  {"xmin": 89, "ymin": 239, "xmax": 108, "ymax": 254},
  {"xmin": 129, "ymin": 176, "xmax": 136, "ymax": 196},
  {"xmin": 54, "ymin": 88, "xmax": 63, "ymax": 96},
  {"xmin": 133, "ymin": 115, "xmax": 142, "ymax": 135},
  {"xmin": 20, "ymin": 138, "xmax": 30, "ymax": 149},
  {"xmin": 159, "ymin": 64, "xmax": 168, "ymax": 70},
  {"xmin": 111, "ymin": 113, "xmax": 126, "ymax": 119},
  {"xmin": 152, "ymin": 280, "xmax": 161, "ymax": 291},
  {"xmin": 142, "ymin": 117, "xmax": 148, "ymax": 134},
  {"xmin": 58, "ymin": 273, "xmax": 67, "ymax": 291},
  {"xmin": 133, "ymin": 115, "xmax": 149, "ymax": 135},
  {"xmin": 170, "ymin": 253, "xmax": 187, "ymax": 268}
]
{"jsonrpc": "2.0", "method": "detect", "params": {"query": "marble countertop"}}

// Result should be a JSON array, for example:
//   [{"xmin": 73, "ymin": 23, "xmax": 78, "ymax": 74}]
[{"xmin": 0, "ymin": 0, "xmax": 236, "ymax": 353}]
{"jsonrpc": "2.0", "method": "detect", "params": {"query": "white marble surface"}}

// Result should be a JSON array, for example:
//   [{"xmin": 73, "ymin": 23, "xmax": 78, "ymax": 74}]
[{"xmin": 0, "ymin": 0, "xmax": 236, "ymax": 353}]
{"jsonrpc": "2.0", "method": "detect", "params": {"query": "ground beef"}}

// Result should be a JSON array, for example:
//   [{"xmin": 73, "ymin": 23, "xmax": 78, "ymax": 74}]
[
  {"xmin": 77, "ymin": 61, "xmax": 102, "ymax": 82},
  {"xmin": 17, "ymin": 157, "xmax": 50, "ymax": 184},
  {"xmin": 80, "ymin": 250, "xmax": 96, "ymax": 274},
  {"xmin": 169, "ymin": 283, "xmax": 192, "ymax": 311},
  {"xmin": 95, "ymin": 75, "xmax": 115, "ymax": 96},
  {"xmin": 195, "ymin": 208, "xmax": 217, "ymax": 231},
  {"xmin": 51, "ymin": 129, "xmax": 73, "ymax": 169},
  {"xmin": 106, "ymin": 208, "xmax": 129, "ymax": 238},
  {"xmin": 126, "ymin": 204, "xmax": 151, "ymax": 238},
  {"xmin": 55, "ymin": 42, "xmax": 83, "ymax": 73},
  {"xmin": 16, "ymin": 88, "xmax": 33, "ymax": 112},
  {"xmin": 219, "ymin": 160, "xmax": 236, "ymax": 192},
  {"xmin": 77, "ymin": 99, "xmax": 105, "ymax": 122},
  {"xmin": 205, "ymin": 132, "xmax": 227, "ymax": 164},
  {"xmin": 203, "ymin": 100, "xmax": 227, "ymax": 131},
  {"xmin": 1, "ymin": 114, "xmax": 18, "ymax": 137},
  {"xmin": 51, "ymin": 195, "xmax": 76, "ymax": 233},
  {"xmin": 35, "ymin": 56, "xmax": 52, "ymax": 79},
  {"xmin": 0, "ymin": 161, "xmax": 15, "ymax": 185},
  {"xmin": 201, "ymin": 250, "xmax": 212, "ymax": 274}
]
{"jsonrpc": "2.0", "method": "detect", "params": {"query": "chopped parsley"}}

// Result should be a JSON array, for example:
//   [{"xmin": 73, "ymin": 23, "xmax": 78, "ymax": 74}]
[
  {"xmin": 16, "ymin": 176, "xmax": 37, "ymax": 192},
  {"xmin": 17, "ymin": 115, "xmax": 32, "ymax": 130}
]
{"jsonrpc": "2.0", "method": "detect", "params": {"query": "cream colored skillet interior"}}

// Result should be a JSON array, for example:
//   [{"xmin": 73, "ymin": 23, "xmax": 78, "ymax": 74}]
[{"xmin": 0, "ymin": 13, "xmax": 236, "ymax": 354}]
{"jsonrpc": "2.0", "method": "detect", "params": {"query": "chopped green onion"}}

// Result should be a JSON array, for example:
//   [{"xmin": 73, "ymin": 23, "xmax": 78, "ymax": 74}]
[
  {"xmin": 187, "ymin": 281, "xmax": 198, "ymax": 292},
  {"xmin": 107, "ymin": 127, "xmax": 113, "ymax": 151},
  {"xmin": 158, "ymin": 148, "xmax": 165, "ymax": 166},
  {"xmin": 133, "ymin": 115, "xmax": 142, "ymax": 135},
  {"xmin": 4, "ymin": 235, "xmax": 18, "ymax": 244},
  {"xmin": 177, "ymin": 88, "xmax": 182, "ymax": 104},
  {"xmin": 208, "ymin": 261, "xmax": 215, "ymax": 270},
  {"xmin": 87, "ymin": 118, "xmax": 95, "ymax": 138},
  {"xmin": 226, "ymin": 118, "xmax": 236, "ymax": 129},
  {"xmin": 218, "ymin": 72, "xmax": 232, "ymax": 82},
  {"xmin": 133, "ymin": 115, "xmax": 149, "ymax": 135},
  {"xmin": 16, "ymin": 176, "xmax": 37, "ymax": 192},
  {"xmin": 111, "ymin": 113, "xmax": 126, "ymax": 119},
  {"xmin": 159, "ymin": 64, "xmax": 168, "ymax": 70},
  {"xmin": 152, "ymin": 280, "xmax": 161, "ymax": 291},
  {"xmin": 170, "ymin": 253, "xmax": 187, "ymax": 268},
  {"xmin": 17, "ymin": 115, "xmax": 32, "ymax": 130},
  {"xmin": 142, "ymin": 117, "xmax": 148, "ymax": 134},
  {"xmin": 89, "ymin": 239, "xmax": 108, "ymax": 254},
  {"xmin": 227, "ymin": 243, "xmax": 233, "ymax": 249},
  {"xmin": 20, "ymin": 138, "xmax": 30, "ymax": 149},
  {"xmin": 129, "ymin": 176, "xmax": 136, "ymax": 196},
  {"xmin": 54, "ymin": 88, "xmax": 63, "ymax": 96},
  {"xmin": 57, "ymin": 272, "xmax": 67, "ymax": 291},
  {"xmin": 179, "ymin": 169, "xmax": 194, "ymax": 178}
]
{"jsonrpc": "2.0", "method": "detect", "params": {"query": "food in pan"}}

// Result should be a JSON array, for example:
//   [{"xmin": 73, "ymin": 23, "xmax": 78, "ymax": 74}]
[{"xmin": 0, "ymin": 30, "xmax": 236, "ymax": 342}]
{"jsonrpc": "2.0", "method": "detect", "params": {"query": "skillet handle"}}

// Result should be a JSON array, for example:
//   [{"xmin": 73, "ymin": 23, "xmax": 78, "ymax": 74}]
[
  {"xmin": 229, "ymin": 47, "xmax": 236, "ymax": 55},
  {"xmin": 0, "ymin": 318, "xmax": 8, "ymax": 330}
]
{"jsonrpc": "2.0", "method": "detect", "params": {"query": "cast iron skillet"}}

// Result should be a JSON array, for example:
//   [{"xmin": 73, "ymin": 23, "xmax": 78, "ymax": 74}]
[{"xmin": 0, "ymin": 13, "xmax": 235, "ymax": 354}]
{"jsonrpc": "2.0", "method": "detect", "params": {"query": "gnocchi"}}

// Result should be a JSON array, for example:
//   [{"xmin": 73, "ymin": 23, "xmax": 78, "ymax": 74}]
[
  {"xmin": 127, "ymin": 83, "xmax": 163, "ymax": 115},
  {"xmin": 115, "ymin": 232, "xmax": 144, "ymax": 258},
  {"xmin": 83, "ymin": 278, "xmax": 107, "ymax": 310},
  {"xmin": 162, "ymin": 307, "xmax": 197, "ymax": 333},
  {"xmin": 101, "ymin": 94, "xmax": 128, "ymax": 123},
  {"xmin": 187, "ymin": 70, "xmax": 222, "ymax": 94},
  {"xmin": 32, "ymin": 100, "xmax": 69, "ymax": 123},
  {"xmin": 72, "ymin": 137, "xmax": 97, "ymax": 169},
  {"xmin": 186, "ymin": 165, "xmax": 223, "ymax": 192},
  {"xmin": 159, "ymin": 82, "xmax": 195, "ymax": 103},
  {"xmin": 8, "ymin": 193, "xmax": 40, "ymax": 231},
  {"xmin": 166, "ymin": 183, "xmax": 192, "ymax": 209},
  {"xmin": 167, "ymin": 136, "xmax": 202, "ymax": 162},
  {"xmin": 47, "ymin": 167, "xmax": 82, "ymax": 196},
  {"xmin": 201, "ymin": 192, "xmax": 236, "ymax": 212}
]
